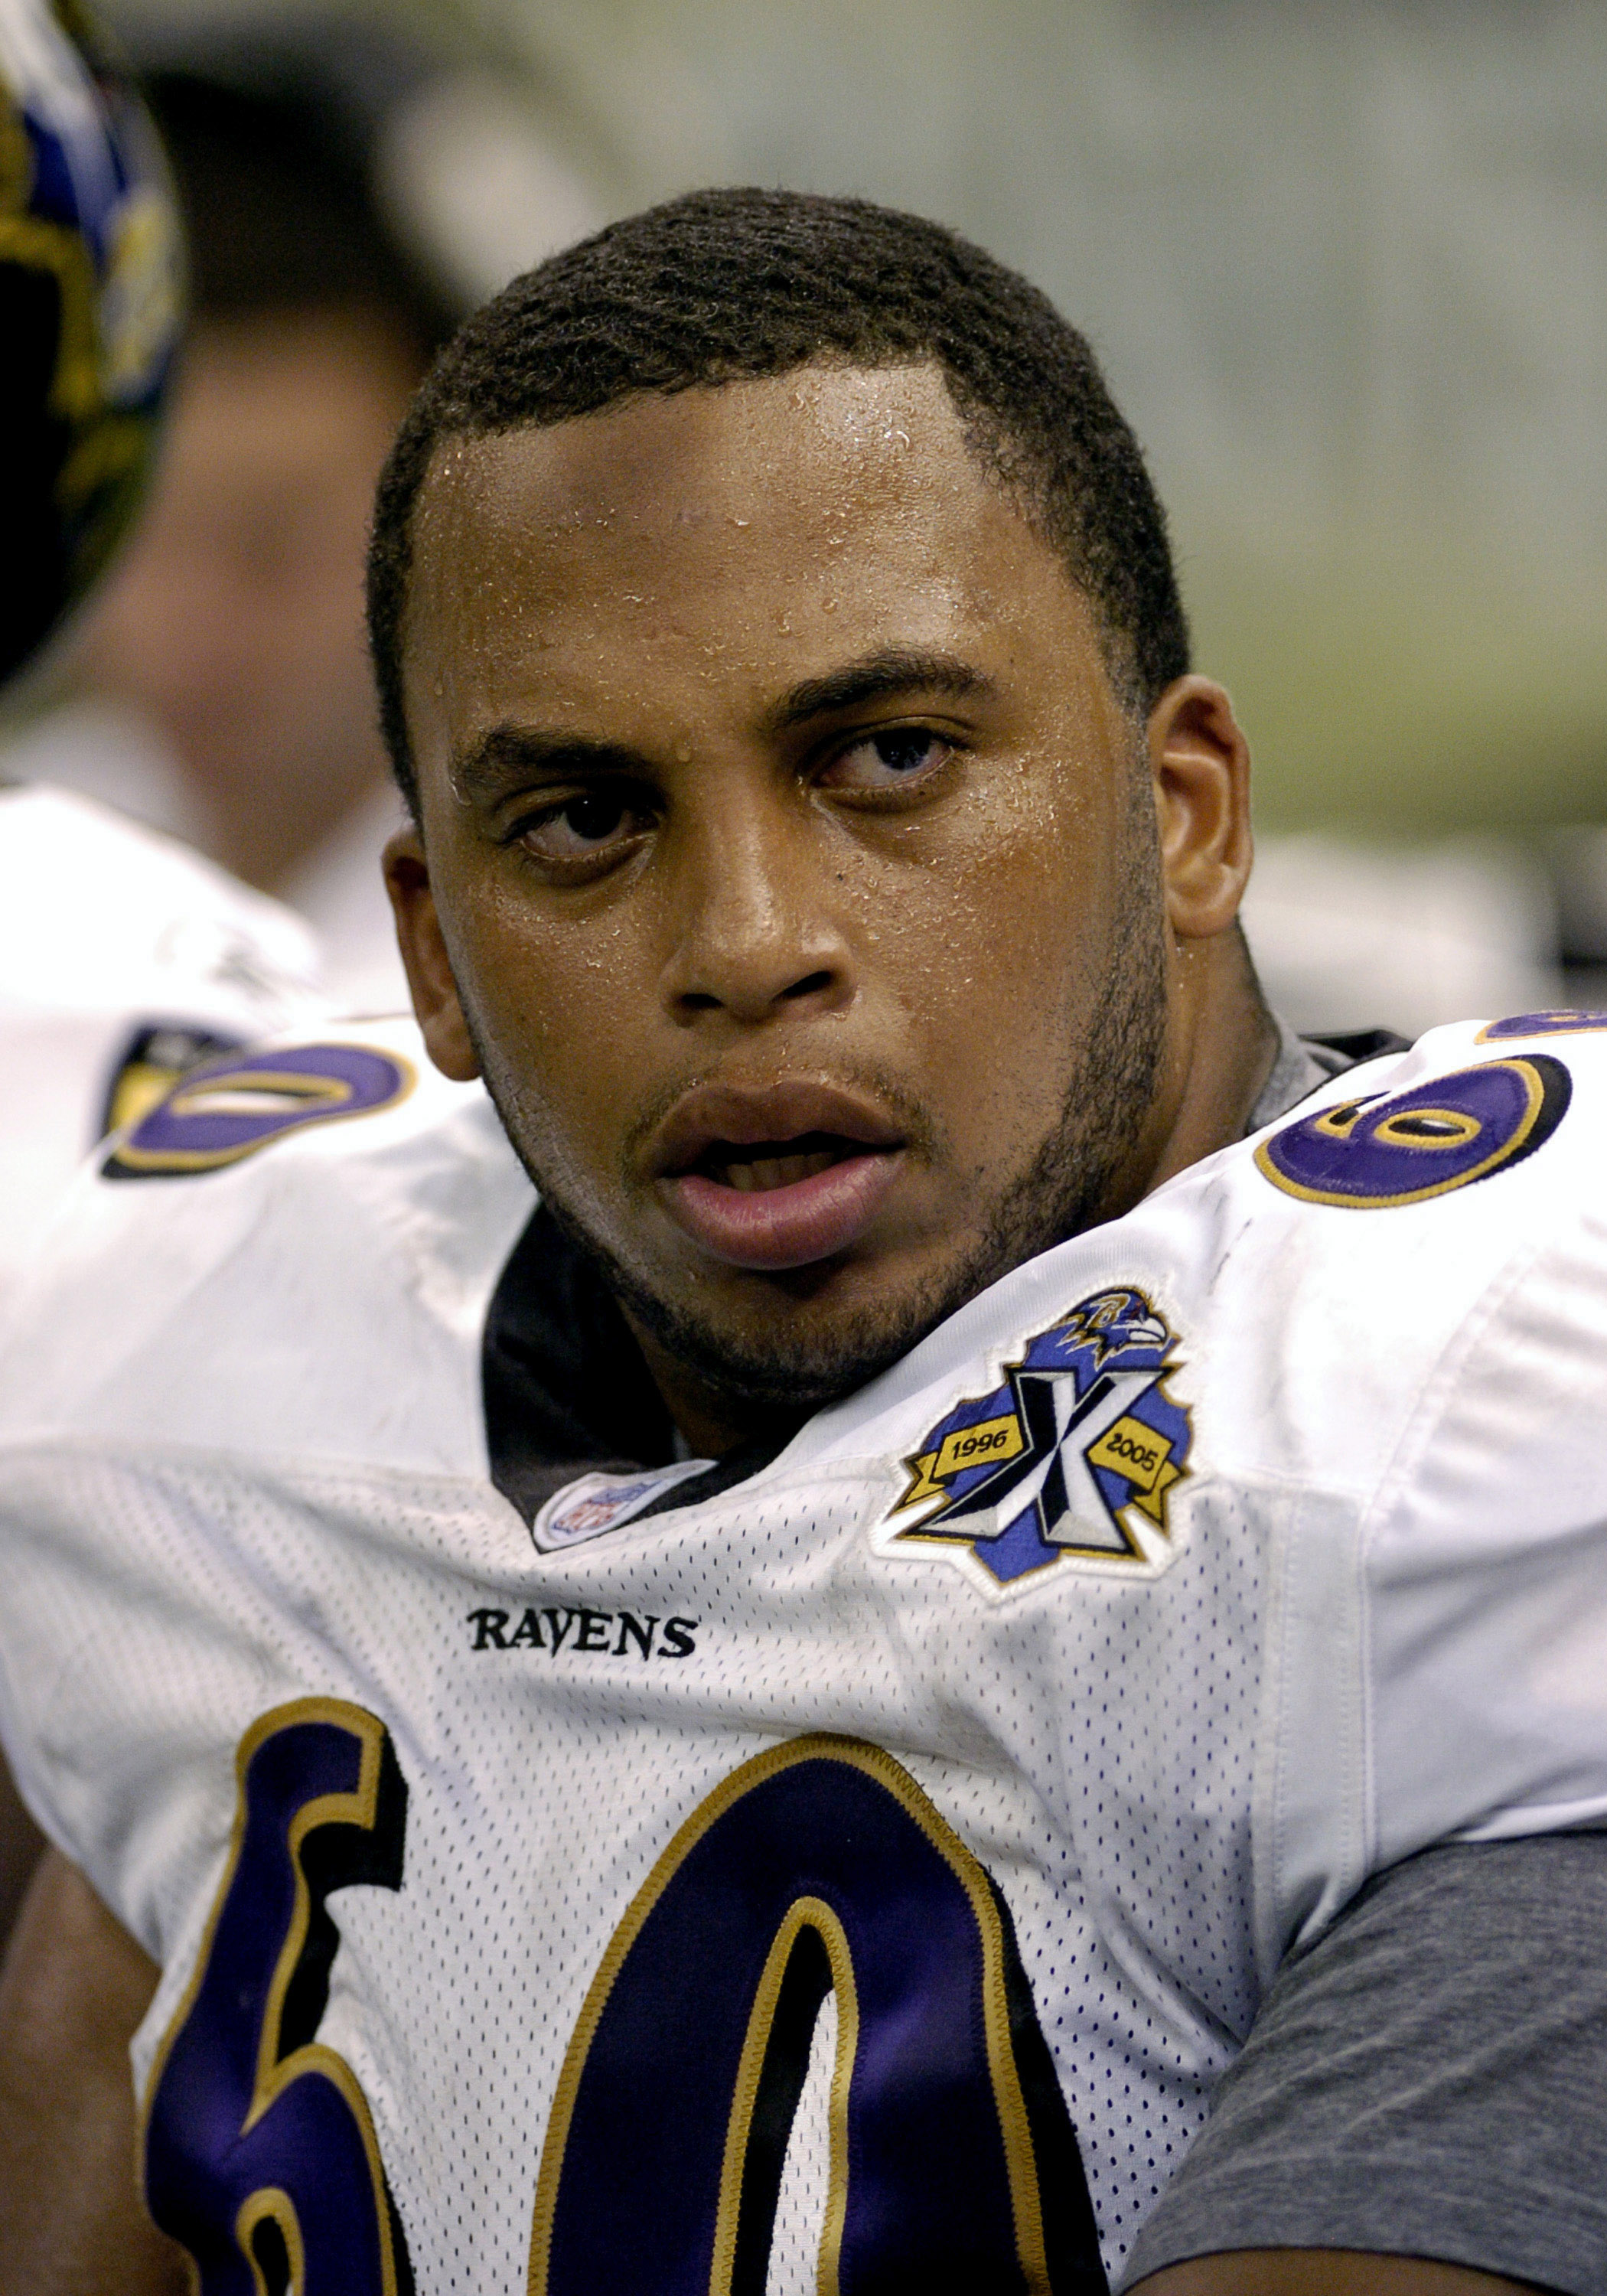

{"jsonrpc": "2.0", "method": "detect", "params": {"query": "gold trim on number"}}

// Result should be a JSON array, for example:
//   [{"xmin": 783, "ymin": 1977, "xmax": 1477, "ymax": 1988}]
[{"xmin": 526, "ymin": 1732, "xmax": 1054, "ymax": 2296}]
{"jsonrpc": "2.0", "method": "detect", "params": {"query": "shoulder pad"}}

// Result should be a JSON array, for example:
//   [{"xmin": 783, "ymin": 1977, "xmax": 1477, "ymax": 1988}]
[
  {"xmin": 0, "ymin": 1018, "xmax": 535, "ymax": 1476},
  {"xmin": 1250, "ymin": 1013, "xmax": 1605, "ymax": 1211},
  {"xmin": 793, "ymin": 1014, "xmax": 1607, "ymax": 1547}
]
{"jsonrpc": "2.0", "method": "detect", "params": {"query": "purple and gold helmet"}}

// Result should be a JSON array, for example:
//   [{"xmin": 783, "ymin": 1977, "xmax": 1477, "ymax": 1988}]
[{"xmin": 0, "ymin": 0, "xmax": 181, "ymax": 686}]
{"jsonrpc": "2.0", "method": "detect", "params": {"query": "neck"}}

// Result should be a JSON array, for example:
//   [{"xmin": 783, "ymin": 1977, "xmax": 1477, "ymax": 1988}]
[
  {"xmin": 1104, "ymin": 925, "xmax": 1279, "ymax": 1220},
  {"xmin": 624, "ymin": 1311, "xmax": 805, "ymax": 1462}
]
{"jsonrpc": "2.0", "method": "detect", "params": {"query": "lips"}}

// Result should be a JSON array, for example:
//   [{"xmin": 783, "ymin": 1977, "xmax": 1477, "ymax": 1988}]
[{"xmin": 647, "ymin": 1082, "xmax": 907, "ymax": 1270}]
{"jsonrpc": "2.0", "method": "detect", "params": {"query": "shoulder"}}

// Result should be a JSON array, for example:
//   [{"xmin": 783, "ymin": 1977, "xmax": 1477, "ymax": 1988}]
[
  {"xmin": 0, "ymin": 784, "xmax": 321, "ymax": 1030},
  {"xmin": 1215, "ymin": 1016, "xmax": 1607, "ymax": 1926},
  {"xmin": 1222, "ymin": 1013, "xmax": 1607, "ymax": 1442},
  {"xmin": 788, "ymin": 1013, "xmax": 1607, "ymax": 1599},
  {"xmin": 0, "ymin": 787, "xmax": 328, "ymax": 1295},
  {"xmin": 0, "ymin": 1016, "xmax": 536, "ymax": 1476},
  {"xmin": 1187, "ymin": 1012, "xmax": 1607, "ymax": 1365},
  {"xmin": 1128, "ymin": 1014, "xmax": 1607, "ymax": 1534},
  {"xmin": 1245, "ymin": 1012, "xmax": 1605, "ymax": 1217}
]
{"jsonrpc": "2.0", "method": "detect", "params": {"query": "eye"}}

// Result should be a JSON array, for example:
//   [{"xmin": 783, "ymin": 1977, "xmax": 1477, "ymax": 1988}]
[
  {"xmin": 511, "ymin": 787, "xmax": 654, "ymax": 869},
  {"xmin": 820, "ymin": 728, "xmax": 953, "ymax": 794}
]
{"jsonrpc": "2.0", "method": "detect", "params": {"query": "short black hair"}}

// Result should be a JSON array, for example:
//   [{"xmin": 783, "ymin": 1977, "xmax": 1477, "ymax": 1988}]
[
  {"xmin": 367, "ymin": 187, "xmax": 1190, "ymax": 813},
  {"xmin": 147, "ymin": 70, "xmax": 452, "ymax": 363}
]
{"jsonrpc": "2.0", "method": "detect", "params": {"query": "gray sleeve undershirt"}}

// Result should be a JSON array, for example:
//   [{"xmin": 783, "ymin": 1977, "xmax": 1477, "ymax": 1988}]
[
  {"xmin": 1247, "ymin": 1011, "xmax": 1351, "ymax": 1134},
  {"xmin": 1121, "ymin": 1834, "xmax": 1607, "ymax": 2293}
]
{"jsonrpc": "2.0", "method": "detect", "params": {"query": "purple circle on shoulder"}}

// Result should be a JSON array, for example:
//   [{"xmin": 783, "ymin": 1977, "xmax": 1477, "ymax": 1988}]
[
  {"xmin": 1255, "ymin": 1055, "xmax": 1570, "ymax": 1208},
  {"xmin": 106, "ymin": 1043, "xmax": 415, "ymax": 1179},
  {"xmin": 1478, "ymin": 1010, "xmax": 1607, "ymax": 1041}
]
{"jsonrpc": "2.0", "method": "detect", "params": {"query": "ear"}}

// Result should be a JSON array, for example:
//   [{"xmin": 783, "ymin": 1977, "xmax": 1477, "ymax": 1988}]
[
  {"xmin": 383, "ymin": 826, "xmax": 481, "ymax": 1081},
  {"xmin": 1144, "ymin": 675, "xmax": 1254, "ymax": 941}
]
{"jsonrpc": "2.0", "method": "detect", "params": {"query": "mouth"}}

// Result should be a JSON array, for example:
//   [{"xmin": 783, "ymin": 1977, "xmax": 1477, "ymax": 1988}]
[
  {"xmin": 692, "ymin": 1131, "xmax": 861, "ymax": 1192},
  {"xmin": 649, "ymin": 1085, "xmax": 908, "ymax": 1271}
]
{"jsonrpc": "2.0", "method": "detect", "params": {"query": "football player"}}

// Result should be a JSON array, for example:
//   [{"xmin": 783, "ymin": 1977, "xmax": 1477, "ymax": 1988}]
[
  {"xmin": 0, "ymin": 0, "xmax": 325, "ymax": 1292},
  {"xmin": 2, "ymin": 191, "xmax": 1604, "ymax": 2296},
  {"xmin": 0, "ymin": 0, "xmax": 330, "ymax": 1296},
  {"xmin": 0, "ymin": 0, "xmax": 325, "ymax": 1948}
]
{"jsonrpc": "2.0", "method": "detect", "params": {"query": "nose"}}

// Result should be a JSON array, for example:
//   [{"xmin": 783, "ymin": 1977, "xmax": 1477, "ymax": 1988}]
[{"xmin": 657, "ymin": 796, "xmax": 856, "ymax": 1028}]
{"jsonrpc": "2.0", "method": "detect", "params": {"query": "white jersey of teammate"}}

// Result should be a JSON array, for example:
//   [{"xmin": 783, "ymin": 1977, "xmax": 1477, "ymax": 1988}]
[
  {"xmin": 0, "ymin": 784, "xmax": 324, "ymax": 1296},
  {"xmin": 0, "ymin": 1009, "xmax": 1604, "ymax": 2292}
]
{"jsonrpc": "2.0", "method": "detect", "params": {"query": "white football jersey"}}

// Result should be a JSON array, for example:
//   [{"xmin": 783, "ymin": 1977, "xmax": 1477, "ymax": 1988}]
[
  {"xmin": 0, "ymin": 1009, "xmax": 1605, "ymax": 2294},
  {"xmin": 0, "ymin": 783, "xmax": 324, "ymax": 1297}
]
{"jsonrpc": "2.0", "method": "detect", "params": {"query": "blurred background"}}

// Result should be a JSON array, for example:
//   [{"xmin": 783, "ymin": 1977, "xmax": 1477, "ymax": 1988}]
[{"xmin": 8, "ymin": 0, "xmax": 1607, "ymax": 1028}]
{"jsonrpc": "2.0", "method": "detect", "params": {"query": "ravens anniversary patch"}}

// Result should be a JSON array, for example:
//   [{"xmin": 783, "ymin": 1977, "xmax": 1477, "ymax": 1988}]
[
  {"xmin": 1257, "ymin": 1055, "xmax": 1570, "ymax": 1209},
  {"xmin": 881, "ymin": 1287, "xmax": 1193, "ymax": 1595}
]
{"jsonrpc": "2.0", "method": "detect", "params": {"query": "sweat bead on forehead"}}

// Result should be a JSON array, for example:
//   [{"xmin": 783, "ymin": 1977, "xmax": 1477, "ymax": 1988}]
[
  {"xmin": 366, "ymin": 190, "xmax": 1191, "ymax": 816},
  {"xmin": 403, "ymin": 365, "xmax": 1124, "ymax": 816}
]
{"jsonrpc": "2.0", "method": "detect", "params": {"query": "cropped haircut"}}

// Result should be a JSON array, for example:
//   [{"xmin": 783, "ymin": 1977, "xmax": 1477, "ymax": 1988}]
[{"xmin": 367, "ymin": 188, "xmax": 1190, "ymax": 814}]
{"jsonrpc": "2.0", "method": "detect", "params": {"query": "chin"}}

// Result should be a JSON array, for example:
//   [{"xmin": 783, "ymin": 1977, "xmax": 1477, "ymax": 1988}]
[{"xmin": 632, "ymin": 1250, "xmax": 973, "ymax": 1420}]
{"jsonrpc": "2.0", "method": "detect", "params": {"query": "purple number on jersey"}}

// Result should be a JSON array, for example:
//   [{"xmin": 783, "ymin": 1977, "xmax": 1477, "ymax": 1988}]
[
  {"xmin": 1255, "ymin": 1055, "xmax": 1571, "ymax": 1209},
  {"xmin": 531, "ymin": 1735, "xmax": 1104, "ymax": 2296},
  {"xmin": 1478, "ymin": 1010, "xmax": 1607, "ymax": 1041},
  {"xmin": 144, "ymin": 1699, "xmax": 412, "ymax": 2295},
  {"xmin": 105, "ymin": 1043, "xmax": 413, "ymax": 1178}
]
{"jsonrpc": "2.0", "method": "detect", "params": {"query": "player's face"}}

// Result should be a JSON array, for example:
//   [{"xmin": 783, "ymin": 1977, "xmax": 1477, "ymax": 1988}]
[{"xmin": 392, "ymin": 365, "xmax": 1243, "ymax": 1438}]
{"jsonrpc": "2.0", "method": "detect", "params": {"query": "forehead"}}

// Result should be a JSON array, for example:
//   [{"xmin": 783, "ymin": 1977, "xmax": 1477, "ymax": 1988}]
[{"xmin": 403, "ymin": 363, "xmax": 1102, "ymax": 738}]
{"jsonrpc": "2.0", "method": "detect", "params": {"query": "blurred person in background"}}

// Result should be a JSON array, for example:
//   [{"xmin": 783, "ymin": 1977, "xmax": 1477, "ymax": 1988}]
[
  {"xmin": 0, "ymin": 0, "xmax": 329, "ymax": 1942},
  {"xmin": 1241, "ymin": 833, "xmax": 1563, "ymax": 1041},
  {"xmin": 11, "ymin": 48, "xmax": 457, "ymax": 1009},
  {"xmin": 0, "ymin": 11, "xmax": 599, "ymax": 1949}
]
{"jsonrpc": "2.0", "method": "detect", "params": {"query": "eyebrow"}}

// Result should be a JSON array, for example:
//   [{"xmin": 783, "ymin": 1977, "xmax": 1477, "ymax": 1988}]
[
  {"xmin": 449, "ymin": 726, "xmax": 641, "ymax": 809},
  {"xmin": 448, "ymin": 644, "xmax": 996, "ymax": 805},
  {"xmin": 765, "ymin": 647, "xmax": 996, "ymax": 732}
]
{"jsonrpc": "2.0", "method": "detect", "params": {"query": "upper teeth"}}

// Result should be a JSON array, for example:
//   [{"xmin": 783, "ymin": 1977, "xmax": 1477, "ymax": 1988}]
[{"xmin": 722, "ymin": 1149, "xmax": 839, "ymax": 1192}]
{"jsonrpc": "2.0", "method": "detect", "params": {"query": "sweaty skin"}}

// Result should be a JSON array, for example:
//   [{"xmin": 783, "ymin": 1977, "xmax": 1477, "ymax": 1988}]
[
  {"xmin": 388, "ymin": 364, "xmax": 1273, "ymax": 1453},
  {"xmin": 0, "ymin": 364, "xmax": 1540, "ymax": 2295}
]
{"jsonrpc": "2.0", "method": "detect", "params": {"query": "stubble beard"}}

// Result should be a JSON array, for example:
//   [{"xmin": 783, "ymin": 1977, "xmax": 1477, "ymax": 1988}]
[{"xmin": 468, "ymin": 882, "xmax": 1169, "ymax": 1430}]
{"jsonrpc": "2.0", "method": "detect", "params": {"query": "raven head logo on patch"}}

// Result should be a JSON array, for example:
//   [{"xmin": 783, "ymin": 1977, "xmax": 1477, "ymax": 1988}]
[
  {"xmin": 883, "ymin": 1287, "xmax": 1193, "ymax": 1592},
  {"xmin": 1054, "ymin": 1288, "xmax": 1172, "ymax": 1368}
]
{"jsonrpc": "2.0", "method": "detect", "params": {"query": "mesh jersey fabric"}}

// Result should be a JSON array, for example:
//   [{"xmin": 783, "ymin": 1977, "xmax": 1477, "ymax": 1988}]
[{"xmin": 0, "ymin": 1013, "xmax": 1603, "ymax": 2290}]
